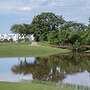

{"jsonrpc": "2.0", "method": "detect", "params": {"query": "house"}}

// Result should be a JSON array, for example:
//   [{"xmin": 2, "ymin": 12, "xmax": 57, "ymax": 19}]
[{"xmin": 0, "ymin": 33, "xmax": 34, "ymax": 42}]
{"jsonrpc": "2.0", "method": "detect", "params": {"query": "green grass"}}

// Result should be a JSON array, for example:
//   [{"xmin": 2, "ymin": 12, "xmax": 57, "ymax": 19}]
[
  {"xmin": 0, "ymin": 43, "xmax": 70, "ymax": 57},
  {"xmin": 0, "ymin": 82, "xmax": 74, "ymax": 90}
]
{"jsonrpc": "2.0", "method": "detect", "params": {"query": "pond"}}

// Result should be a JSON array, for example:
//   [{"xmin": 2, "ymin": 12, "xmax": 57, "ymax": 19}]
[{"xmin": 0, "ymin": 53, "xmax": 90, "ymax": 87}]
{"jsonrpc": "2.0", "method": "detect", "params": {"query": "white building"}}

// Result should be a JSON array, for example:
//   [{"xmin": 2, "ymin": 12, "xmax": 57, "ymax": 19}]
[{"xmin": 0, "ymin": 33, "xmax": 34, "ymax": 42}]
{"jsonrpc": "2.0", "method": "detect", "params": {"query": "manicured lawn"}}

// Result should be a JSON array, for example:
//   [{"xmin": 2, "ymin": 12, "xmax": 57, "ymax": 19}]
[
  {"xmin": 0, "ymin": 82, "xmax": 74, "ymax": 90},
  {"xmin": 0, "ymin": 43, "xmax": 70, "ymax": 57}
]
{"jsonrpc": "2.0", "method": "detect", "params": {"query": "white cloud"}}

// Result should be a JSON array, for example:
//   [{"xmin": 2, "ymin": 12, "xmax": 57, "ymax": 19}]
[
  {"xmin": 0, "ymin": 0, "xmax": 90, "ymax": 23},
  {"xmin": 0, "ymin": 0, "xmax": 49, "ymax": 12},
  {"xmin": 16, "ymin": 6, "xmax": 32, "ymax": 11}
]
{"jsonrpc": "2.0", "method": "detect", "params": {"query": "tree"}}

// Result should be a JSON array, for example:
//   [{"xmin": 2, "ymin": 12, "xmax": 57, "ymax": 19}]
[
  {"xmin": 61, "ymin": 21, "xmax": 86, "ymax": 32},
  {"xmin": 68, "ymin": 33, "xmax": 82, "ymax": 51},
  {"xmin": 30, "ymin": 12, "xmax": 65, "ymax": 41},
  {"xmin": 48, "ymin": 30, "xmax": 59, "ymax": 44},
  {"xmin": 10, "ymin": 24, "xmax": 32, "ymax": 41},
  {"xmin": 10, "ymin": 24, "xmax": 22, "ymax": 34},
  {"xmin": 83, "ymin": 19, "xmax": 90, "ymax": 45}
]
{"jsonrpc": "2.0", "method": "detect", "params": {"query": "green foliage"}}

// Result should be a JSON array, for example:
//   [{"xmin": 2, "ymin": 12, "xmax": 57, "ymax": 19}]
[
  {"xmin": 30, "ymin": 12, "xmax": 65, "ymax": 41},
  {"xmin": 72, "ymin": 40, "xmax": 81, "ymax": 51},
  {"xmin": 84, "ymin": 26, "xmax": 90, "ymax": 44},
  {"xmin": 10, "ymin": 12, "xmax": 90, "ymax": 50},
  {"xmin": 10, "ymin": 24, "xmax": 31, "ymax": 37},
  {"xmin": 47, "ymin": 30, "xmax": 59, "ymax": 44},
  {"xmin": 58, "ymin": 29, "xmax": 71, "ymax": 44},
  {"xmin": 69, "ymin": 33, "xmax": 81, "ymax": 45}
]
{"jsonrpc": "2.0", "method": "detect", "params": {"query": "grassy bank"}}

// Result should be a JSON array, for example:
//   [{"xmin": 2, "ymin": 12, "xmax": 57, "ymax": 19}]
[
  {"xmin": 0, "ymin": 82, "xmax": 74, "ymax": 90},
  {"xmin": 0, "ymin": 43, "xmax": 70, "ymax": 57}
]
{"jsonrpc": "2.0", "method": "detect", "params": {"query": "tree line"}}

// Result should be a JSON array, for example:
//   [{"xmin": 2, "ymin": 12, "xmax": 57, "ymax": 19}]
[{"xmin": 10, "ymin": 12, "xmax": 90, "ymax": 50}]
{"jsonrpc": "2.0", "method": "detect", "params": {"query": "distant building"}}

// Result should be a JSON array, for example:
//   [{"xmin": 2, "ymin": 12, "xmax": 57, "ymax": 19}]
[{"xmin": 0, "ymin": 33, "xmax": 34, "ymax": 42}]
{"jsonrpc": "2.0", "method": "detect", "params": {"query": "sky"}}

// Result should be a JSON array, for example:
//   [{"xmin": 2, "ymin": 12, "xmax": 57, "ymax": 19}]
[{"xmin": 0, "ymin": 0, "xmax": 90, "ymax": 33}]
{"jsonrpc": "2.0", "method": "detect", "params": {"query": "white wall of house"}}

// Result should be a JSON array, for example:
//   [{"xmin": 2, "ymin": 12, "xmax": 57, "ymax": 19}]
[{"xmin": 0, "ymin": 33, "xmax": 34, "ymax": 42}]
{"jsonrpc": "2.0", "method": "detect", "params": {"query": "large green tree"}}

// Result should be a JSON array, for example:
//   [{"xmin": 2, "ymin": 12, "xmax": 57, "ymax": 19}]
[
  {"xmin": 30, "ymin": 12, "xmax": 65, "ymax": 41},
  {"xmin": 10, "ymin": 24, "xmax": 32, "ymax": 38}
]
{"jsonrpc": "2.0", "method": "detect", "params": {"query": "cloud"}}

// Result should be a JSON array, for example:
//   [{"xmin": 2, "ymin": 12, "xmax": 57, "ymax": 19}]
[
  {"xmin": 16, "ymin": 6, "xmax": 32, "ymax": 12},
  {"xmin": 0, "ymin": 0, "xmax": 90, "ymax": 23},
  {"xmin": 0, "ymin": 0, "xmax": 89, "ymax": 12},
  {"xmin": 0, "ymin": 0, "xmax": 49, "ymax": 12},
  {"xmin": 0, "ymin": 1, "xmax": 30, "ymax": 13}
]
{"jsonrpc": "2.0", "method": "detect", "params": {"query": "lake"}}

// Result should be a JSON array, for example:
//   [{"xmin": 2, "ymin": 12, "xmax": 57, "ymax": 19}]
[{"xmin": 0, "ymin": 52, "xmax": 90, "ymax": 87}]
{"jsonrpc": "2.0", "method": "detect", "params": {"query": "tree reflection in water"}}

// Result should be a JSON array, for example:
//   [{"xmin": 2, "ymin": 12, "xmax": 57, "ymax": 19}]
[{"xmin": 11, "ymin": 52, "xmax": 90, "ymax": 82}]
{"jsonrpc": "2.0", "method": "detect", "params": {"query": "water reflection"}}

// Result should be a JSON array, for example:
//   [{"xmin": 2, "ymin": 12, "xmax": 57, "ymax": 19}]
[
  {"xmin": 63, "ymin": 71, "xmax": 90, "ymax": 86},
  {"xmin": 11, "ymin": 52, "xmax": 90, "ymax": 85},
  {"xmin": 0, "ymin": 53, "xmax": 90, "ymax": 86},
  {"xmin": 0, "ymin": 57, "xmax": 34, "ymax": 82},
  {"xmin": 12, "ymin": 57, "xmax": 65, "ymax": 81}
]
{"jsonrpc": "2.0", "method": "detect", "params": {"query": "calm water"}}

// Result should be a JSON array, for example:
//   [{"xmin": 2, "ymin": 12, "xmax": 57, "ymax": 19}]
[{"xmin": 0, "ymin": 53, "xmax": 90, "ymax": 87}]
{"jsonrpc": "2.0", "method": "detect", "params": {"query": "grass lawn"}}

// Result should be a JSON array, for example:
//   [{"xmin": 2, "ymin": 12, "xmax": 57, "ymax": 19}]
[
  {"xmin": 0, "ymin": 82, "xmax": 74, "ymax": 90},
  {"xmin": 0, "ymin": 43, "xmax": 70, "ymax": 57}
]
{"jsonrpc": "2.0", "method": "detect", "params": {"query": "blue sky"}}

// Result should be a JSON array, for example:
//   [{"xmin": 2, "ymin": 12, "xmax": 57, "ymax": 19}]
[{"xmin": 0, "ymin": 0, "xmax": 90, "ymax": 33}]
